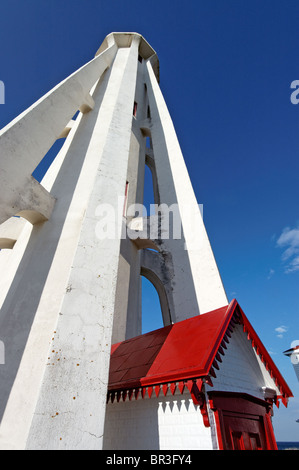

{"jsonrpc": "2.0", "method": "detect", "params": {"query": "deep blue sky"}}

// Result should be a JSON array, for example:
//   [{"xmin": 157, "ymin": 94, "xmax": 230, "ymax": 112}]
[{"xmin": 0, "ymin": 0, "xmax": 299, "ymax": 441}]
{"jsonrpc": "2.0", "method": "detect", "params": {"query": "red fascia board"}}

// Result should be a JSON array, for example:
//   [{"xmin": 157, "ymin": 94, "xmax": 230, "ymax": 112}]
[
  {"xmin": 108, "ymin": 301, "xmax": 236, "ymax": 391},
  {"xmin": 198, "ymin": 299, "xmax": 238, "ymax": 375},
  {"xmin": 237, "ymin": 304, "xmax": 293, "ymax": 399},
  {"xmin": 108, "ymin": 299, "xmax": 293, "ymax": 401}
]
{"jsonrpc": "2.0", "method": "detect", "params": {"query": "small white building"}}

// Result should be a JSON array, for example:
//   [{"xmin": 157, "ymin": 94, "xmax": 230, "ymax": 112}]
[
  {"xmin": 104, "ymin": 299, "xmax": 292, "ymax": 450},
  {"xmin": 283, "ymin": 345, "xmax": 299, "ymax": 382}
]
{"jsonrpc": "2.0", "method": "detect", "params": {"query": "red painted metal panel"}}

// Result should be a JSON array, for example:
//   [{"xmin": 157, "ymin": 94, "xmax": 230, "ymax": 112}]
[
  {"xmin": 108, "ymin": 304, "xmax": 230, "ymax": 390},
  {"xmin": 108, "ymin": 300, "xmax": 293, "ymax": 405}
]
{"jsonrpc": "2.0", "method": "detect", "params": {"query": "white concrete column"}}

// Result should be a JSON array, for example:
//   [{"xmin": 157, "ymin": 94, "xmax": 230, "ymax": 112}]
[
  {"xmin": 145, "ymin": 61, "xmax": 228, "ymax": 319},
  {"xmin": 24, "ymin": 36, "xmax": 141, "ymax": 450}
]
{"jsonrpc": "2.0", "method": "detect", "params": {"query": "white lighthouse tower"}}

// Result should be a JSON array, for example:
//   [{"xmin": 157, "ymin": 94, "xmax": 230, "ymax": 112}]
[{"xmin": 0, "ymin": 32, "xmax": 292, "ymax": 450}]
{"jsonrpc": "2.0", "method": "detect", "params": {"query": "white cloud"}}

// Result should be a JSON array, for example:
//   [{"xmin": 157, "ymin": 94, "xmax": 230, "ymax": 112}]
[
  {"xmin": 268, "ymin": 350, "xmax": 276, "ymax": 356},
  {"xmin": 275, "ymin": 326, "xmax": 288, "ymax": 333},
  {"xmin": 267, "ymin": 268, "xmax": 275, "ymax": 279},
  {"xmin": 275, "ymin": 325, "xmax": 288, "ymax": 338},
  {"xmin": 277, "ymin": 224, "xmax": 299, "ymax": 273}
]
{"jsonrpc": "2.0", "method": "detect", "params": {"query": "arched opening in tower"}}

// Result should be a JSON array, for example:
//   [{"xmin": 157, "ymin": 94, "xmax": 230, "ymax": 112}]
[
  {"xmin": 141, "ymin": 274, "xmax": 164, "ymax": 334},
  {"xmin": 143, "ymin": 163, "xmax": 156, "ymax": 216}
]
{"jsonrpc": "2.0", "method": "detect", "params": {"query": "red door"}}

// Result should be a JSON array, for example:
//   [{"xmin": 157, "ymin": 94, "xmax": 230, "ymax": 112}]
[
  {"xmin": 208, "ymin": 391, "xmax": 277, "ymax": 450},
  {"xmin": 224, "ymin": 413, "xmax": 266, "ymax": 450}
]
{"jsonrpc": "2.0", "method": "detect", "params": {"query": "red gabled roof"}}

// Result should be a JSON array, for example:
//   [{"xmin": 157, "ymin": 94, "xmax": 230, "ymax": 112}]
[{"xmin": 108, "ymin": 299, "xmax": 292, "ymax": 406}]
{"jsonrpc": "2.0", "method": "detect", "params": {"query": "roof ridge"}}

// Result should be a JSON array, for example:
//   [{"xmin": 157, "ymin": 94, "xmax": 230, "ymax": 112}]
[{"xmin": 108, "ymin": 299, "xmax": 292, "ymax": 408}]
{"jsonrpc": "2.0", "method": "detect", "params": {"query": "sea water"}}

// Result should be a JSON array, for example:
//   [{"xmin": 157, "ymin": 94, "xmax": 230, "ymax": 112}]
[{"xmin": 277, "ymin": 441, "xmax": 299, "ymax": 450}]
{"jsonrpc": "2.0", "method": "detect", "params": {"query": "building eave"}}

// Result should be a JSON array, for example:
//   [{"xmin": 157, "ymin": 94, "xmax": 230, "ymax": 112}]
[{"xmin": 107, "ymin": 299, "xmax": 293, "ymax": 407}]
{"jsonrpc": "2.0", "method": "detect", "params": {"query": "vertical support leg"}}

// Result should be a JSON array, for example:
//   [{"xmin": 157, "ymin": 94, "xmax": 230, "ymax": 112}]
[
  {"xmin": 25, "ymin": 36, "xmax": 141, "ymax": 450},
  {"xmin": 145, "ymin": 61, "xmax": 227, "ymax": 318}
]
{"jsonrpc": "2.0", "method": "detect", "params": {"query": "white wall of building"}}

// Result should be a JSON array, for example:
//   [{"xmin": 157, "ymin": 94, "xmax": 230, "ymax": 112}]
[
  {"xmin": 103, "ymin": 389, "xmax": 214, "ymax": 450},
  {"xmin": 103, "ymin": 324, "xmax": 280, "ymax": 450},
  {"xmin": 207, "ymin": 324, "xmax": 280, "ymax": 399}
]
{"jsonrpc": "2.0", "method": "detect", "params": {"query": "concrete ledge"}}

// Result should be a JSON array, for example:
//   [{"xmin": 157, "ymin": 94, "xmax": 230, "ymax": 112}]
[
  {"xmin": 79, "ymin": 93, "xmax": 95, "ymax": 114},
  {"xmin": 58, "ymin": 119, "xmax": 76, "ymax": 139},
  {"xmin": 0, "ymin": 216, "xmax": 26, "ymax": 249},
  {"xmin": 0, "ymin": 238, "xmax": 16, "ymax": 249}
]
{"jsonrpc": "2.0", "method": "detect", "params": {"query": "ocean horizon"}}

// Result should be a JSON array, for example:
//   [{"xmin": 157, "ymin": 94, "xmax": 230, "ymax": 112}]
[{"xmin": 277, "ymin": 441, "xmax": 299, "ymax": 450}]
